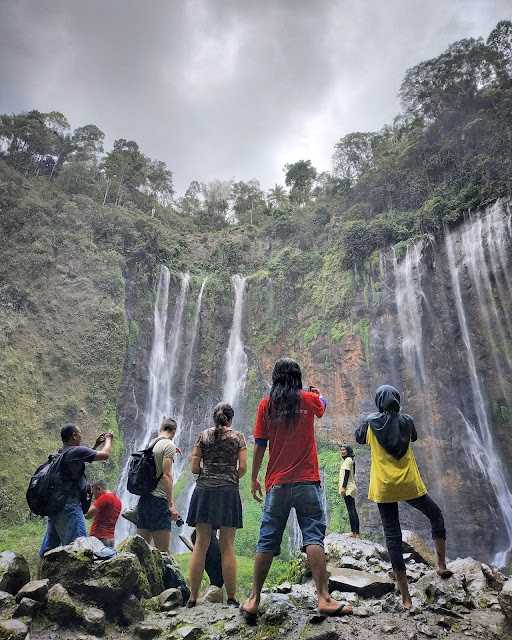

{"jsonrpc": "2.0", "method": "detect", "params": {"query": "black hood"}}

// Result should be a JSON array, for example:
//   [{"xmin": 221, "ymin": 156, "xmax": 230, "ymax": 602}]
[{"xmin": 367, "ymin": 384, "xmax": 413, "ymax": 459}]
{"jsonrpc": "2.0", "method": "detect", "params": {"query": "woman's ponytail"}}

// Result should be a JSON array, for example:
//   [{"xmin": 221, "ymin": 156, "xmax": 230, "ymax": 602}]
[{"xmin": 212, "ymin": 403, "xmax": 234, "ymax": 440}]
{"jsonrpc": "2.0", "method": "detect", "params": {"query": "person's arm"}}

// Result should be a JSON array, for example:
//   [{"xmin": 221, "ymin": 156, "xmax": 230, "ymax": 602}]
[
  {"xmin": 190, "ymin": 445, "xmax": 202, "ymax": 475},
  {"xmin": 161, "ymin": 456, "xmax": 179, "ymax": 519},
  {"xmin": 339, "ymin": 459, "xmax": 350, "ymax": 496},
  {"xmin": 308, "ymin": 387, "xmax": 327, "ymax": 418},
  {"xmin": 251, "ymin": 443, "xmax": 266, "ymax": 502},
  {"xmin": 410, "ymin": 418, "xmax": 418, "ymax": 442},
  {"xmin": 86, "ymin": 502, "xmax": 97, "ymax": 519},
  {"xmin": 94, "ymin": 433, "xmax": 113, "ymax": 461},
  {"xmin": 238, "ymin": 447, "xmax": 248, "ymax": 479},
  {"xmin": 355, "ymin": 421, "xmax": 368, "ymax": 445}
]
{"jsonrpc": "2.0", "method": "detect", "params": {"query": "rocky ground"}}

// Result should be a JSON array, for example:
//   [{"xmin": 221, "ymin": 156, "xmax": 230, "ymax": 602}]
[{"xmin": 1, "ymin": 533, "xmax": 511, "ymax": 640}]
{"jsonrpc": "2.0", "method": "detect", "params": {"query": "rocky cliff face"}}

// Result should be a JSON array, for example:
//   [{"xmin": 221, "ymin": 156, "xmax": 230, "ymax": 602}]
[{"xmin": 117, "ymin": 201, "xmax": 512, "ymax": 566}]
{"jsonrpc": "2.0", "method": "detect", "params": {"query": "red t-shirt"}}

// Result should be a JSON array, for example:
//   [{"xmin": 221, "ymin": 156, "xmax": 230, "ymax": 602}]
[
  {"xmin": 90, "ymin": 492, "xmax": 122, "ymax": 539},
  {"xmin": 253, "ymin": 390, "xmax": 325, "ymax": 490}
]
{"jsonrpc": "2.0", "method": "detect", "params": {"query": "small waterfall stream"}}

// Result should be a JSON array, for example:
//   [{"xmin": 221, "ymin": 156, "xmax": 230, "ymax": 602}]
[{"xmin": 223, "ymin": 275, "xmax": 248, "ymax": 408}]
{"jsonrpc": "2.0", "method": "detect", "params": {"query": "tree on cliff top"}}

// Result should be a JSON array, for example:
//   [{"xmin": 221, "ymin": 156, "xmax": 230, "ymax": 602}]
[{"xmin": 284, "ymin": 159, "xmax": 317, "ymax": 205}]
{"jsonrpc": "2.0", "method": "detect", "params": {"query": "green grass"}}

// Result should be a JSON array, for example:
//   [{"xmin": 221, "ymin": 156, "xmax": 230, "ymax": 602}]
[
  {"xmin": 0, "ymin": 518, "xmax": 46, "ymax": 578},
  {"xmin": 174, "ymin": 552, "xmax": 292, "ymax": 597}
]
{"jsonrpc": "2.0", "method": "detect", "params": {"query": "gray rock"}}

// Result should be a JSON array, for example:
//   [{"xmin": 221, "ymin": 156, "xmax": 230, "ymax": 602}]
[
  {"xmin": 16, "ymin": 579, "xmax": 49, "ymax": 603},
  {"xmin": 481, "ymin": 564, "xmax": 507, "ymax": 591},
  {"xmin": 198, "ymin": 585, "xmax": 223, "ymax": 604},
  {"xmin": 47, "ymin": 583, "xmax": 84, "ymax": 625},
  {"xmin": 381, "ymin": 623, "xmax": 398, "ymax": 633},
  {"xmin": 0, "ymin": 591, "xmax": 16, "ymax": 618},
  {"xmin": 261, "ymin": 599, "xmax": 294, "ymax": 625},
  {"xmin": 448, "ymin": 558, "xmax": 486, "ymax": 596},
  {"xmin": 222, "ymin": 620, "xmax": 240, "ymax": 635},
  {"xmin": 0, "ymin": 618, "xmax": 29, "ymax": 640},
  {"xmin": 0, "ymin": 552, "xmax": 30, "ymax": 595},
  {"xmin": 134, "ymin": 621, "xmax": 164, "ymax": 639},
  {"xmin": 416, "ymin": 622, "xmax": 438, "ymax": 637},
  {"xmin": 118, "ymin": 536, "xmax": 164, "ymax": 596},
  {"xmin": 498, "ymin": 578, "xmax": 512, "ymax": 619},
  {"xmin": 415, "ymin": 571, "xmax": 472, "ymax": 608},
  {"xmin": 13, "ymin": 597, "xmax": 41, "ymax": 618},
  {"xmin": 159, "ymin": 587, "xmax": 182, "ymax": 610},
  {"xmin": 275, "ymin": 581, "xmax": 292, "ymax": 594},
  {"xmin": 161, "ymin": 553, "xmax": 190, "ymax": 603},
  {"xmin": 328, "ymin": 567, "xmax": 395, "ymax": 598},
  {"xmin": 175, "ymin": 626, "xmax": 202, "ymax": 640},
  {"xmin": 120, "ymin": 594, "xmax": 145, "ymax": 626},
  {"xmin": 83, "ymin": 606, "xmax": 105, "ymax": 636},
  {"xmin": 325, "ymin": 533, "xmax": 387, "ymax": 565},
  {"xmin": 401, "ymin": 531, "xmax": 436, "ymax": 566},
  {"xmin": 352, "ymin": 606, "xmax": 373, "ymax": 617}
]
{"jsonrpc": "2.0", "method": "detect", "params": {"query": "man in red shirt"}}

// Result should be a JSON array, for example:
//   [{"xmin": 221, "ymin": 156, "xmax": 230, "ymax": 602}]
[
  {"xmin": 241, "ymin": 358, "xmax": 351, "ymax": 623},
  {"xmin": 86, "ymin": 481, "xmax": 122, "ymax": 547}
]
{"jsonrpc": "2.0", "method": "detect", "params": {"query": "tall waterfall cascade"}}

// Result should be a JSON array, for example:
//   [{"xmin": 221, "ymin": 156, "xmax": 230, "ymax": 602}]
[{"xmin": 116, "ymin": 268, "xmax": 190, "ymax": 540}]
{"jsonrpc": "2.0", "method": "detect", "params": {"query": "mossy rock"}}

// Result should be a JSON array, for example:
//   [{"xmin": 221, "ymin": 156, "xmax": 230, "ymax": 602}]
[{"xmin": 118, "ymin": 535, "xmax": 164, "ymax": 596}]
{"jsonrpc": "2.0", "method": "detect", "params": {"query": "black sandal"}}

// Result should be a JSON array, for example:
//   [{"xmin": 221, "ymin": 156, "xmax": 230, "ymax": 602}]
[
  {"xmin": 186, "ymin": 600, "xmax": 197, "ymax": 608},
  {"xmin": 227, "ymin": 598, "xmax": 240, "ymax": 607},
  {"xmin": 240, "ymin": 605, "xmax": 258, "ymax": 626}
]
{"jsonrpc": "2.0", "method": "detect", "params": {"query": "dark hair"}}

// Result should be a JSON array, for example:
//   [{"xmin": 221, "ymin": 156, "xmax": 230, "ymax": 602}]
[
  {"xmin": 92, "ymin": 480, "xmax": 107, "ymax": 490},
  {"xmin": 161, "ymin": 417, "xmax": 177, "ymax": 433},
  {"xmin": 212, "ymin": 403, "xmax": 234, "ymax": 440},
  {"xmin": 340, "ymin": 443, "xmax": 355, "ymax": 477},
  {"xmin": 61, "ymin": 423, "xmax": 78, "ymax": 443},
  {"xmin": 267, "ymin": 358, "xmax": 303, "ymax": 426}
]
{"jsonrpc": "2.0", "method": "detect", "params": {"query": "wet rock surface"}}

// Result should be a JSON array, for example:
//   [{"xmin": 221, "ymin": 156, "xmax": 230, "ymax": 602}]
[{"xmin": 1, "ymin": 532, "xmax": 510, "ymax": 640}]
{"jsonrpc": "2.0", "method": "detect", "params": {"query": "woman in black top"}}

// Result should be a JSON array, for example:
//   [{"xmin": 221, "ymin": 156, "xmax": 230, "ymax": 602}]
[{"xmin": 186, "ymin": 403, "xmax": 247, "ymax": 607}]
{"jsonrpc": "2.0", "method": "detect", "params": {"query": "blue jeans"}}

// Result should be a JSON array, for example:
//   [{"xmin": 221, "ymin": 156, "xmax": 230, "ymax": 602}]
[
  {"xmin": 256, "ymin": 482, "xmax": 326, "ymax": 556},
  {"xmin": 39, "ymin": 502, "xmax": 87, "ymax": 558}
]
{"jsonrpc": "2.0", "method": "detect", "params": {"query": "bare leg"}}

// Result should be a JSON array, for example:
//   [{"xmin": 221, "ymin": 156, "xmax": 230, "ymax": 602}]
[
  {"xmin": 152, "ymin": 530, "xmax": 171, "ymax": 553},
  {"xmin": 395, "ymin": 569, "xmax": 412, "ymax": 609},
  {"xmin": 306, "ymin": 544, "xmax": 351, "ymax": 614},
  {"xmin": 137, "ymin": 528, "xmax": 154, "ymax": 546},
  {"xmin": 434, "ymin": 538, "xmax": 453, "ymax": 578},
  {"xmin": 219, "ymin": 527, "xmax": 237, "ymax": 600},
  {"xmin": 242, "ymin": 551, "xmax": 273, "ymax": 615},
  {"xmin": 188, "ymin": 523, "xmax": 212, "ymax": 602}
]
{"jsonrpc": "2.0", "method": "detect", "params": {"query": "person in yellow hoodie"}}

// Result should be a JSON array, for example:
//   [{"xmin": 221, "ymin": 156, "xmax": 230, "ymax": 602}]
[
  {"xmin": 338, "ymin": 445, "xmax": 359, "ymax": 537},
  {"xmin": 355, "ymin": 385, "xmax": 452, "ymax": 609}
]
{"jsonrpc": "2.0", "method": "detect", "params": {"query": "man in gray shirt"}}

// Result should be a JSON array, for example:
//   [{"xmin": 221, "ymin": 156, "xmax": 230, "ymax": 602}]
[{"xmin": 136, "ymin": 417, "xmax": 180, "ymax": 551}]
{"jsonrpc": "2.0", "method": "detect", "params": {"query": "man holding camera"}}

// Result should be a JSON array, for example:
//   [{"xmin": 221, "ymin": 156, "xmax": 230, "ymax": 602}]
[{"xmin": 39, "ymin": 424, "xmax": 113, "ymax": 558}]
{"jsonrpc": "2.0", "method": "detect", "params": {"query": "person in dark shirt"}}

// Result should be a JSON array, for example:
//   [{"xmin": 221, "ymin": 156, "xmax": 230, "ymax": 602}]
[{"xmin": 38, "ymin": 424, "xmax": 113, "ymax": 558}]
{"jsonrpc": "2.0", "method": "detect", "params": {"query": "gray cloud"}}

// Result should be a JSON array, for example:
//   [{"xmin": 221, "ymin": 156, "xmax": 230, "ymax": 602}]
[{"xmin": 0, "ymin": 0, "xmax": 510, "ymax": 192}]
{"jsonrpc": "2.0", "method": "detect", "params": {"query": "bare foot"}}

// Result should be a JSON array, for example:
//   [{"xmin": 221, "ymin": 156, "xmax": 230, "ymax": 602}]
[
  {"xmin": 318, "ymin": 595, "xmax": 353, "ymax": 616},
  {"xmin": 402, "ymin": 597, "xmax": 413, "ymax": 610},
  {"xmin": 350, "ymin": 533, "xmax": 361, "ymax": 538},
  {"xmin": 437, "ymin": 567, "xmax": 453, "ymax": 579},
  {"xmin": 241, "ymin": 594, "xmax": 259, "ymax": 616}
]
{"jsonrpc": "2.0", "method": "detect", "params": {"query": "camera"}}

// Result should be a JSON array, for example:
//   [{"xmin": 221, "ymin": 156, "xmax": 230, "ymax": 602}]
[{"xmin": 175, "ymin": 517, "xmax": 184, "ymax": 527}]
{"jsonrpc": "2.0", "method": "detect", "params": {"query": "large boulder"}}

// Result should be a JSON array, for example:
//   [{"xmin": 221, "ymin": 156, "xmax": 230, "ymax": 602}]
[
  {"xmin": 42, "ymin": 537, "xmax": 149, "ymax": 609},
  {"xmin": 0, "ymin": 552, "xmax": 30, "ymax": 595},
  {"xmin": 13, "ymin": 596, "xmax": 42, "ymax": 618},
  {"xmin": 47, "ymin": 583, "xmax": 84, "ymax": 625},
  {"xmin": 328, "ymin": 567, "xmax": 394, "ymax": 598},
  {"xmin": 401, "ymin": 530, "xmax": 436, "ymax": 566},
  {"xmin": 118, "ymin": 536, "xmax": 163, "ymax": 596},
  {"xmin": 414, "ymin": 571, "xmax": 472, "ymax": 608},
  {"xmin": 325, "ymin": 533, "xmax": 388, "ymax": 564},
  {"xmin": 161, "ymin": 552, "xmax": 190, "ymax": 604},
  {"xmin": 498, "ymin": 578, "xmax": 512, "ymax": 620}
]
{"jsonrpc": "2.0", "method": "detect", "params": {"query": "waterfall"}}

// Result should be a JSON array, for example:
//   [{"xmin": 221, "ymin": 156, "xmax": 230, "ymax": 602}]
[
  {"xmin": 222, "ymin": 275, "xmax": 248, "ymax": 407},
  {"xmin": 116, "ymin": 268, "xmax": 190, "ymax": 540},
  {"xmin": 175, "ymin": 277, "xmax": 208, "ymax": 464},
  {"xmin": 445, "ymin": 210, "xmax": 512, "ymax": 567}
]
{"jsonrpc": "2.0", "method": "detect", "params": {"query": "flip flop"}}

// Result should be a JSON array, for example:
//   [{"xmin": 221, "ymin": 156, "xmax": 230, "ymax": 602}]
[
  {"xmin": 240, "ymin": 605, "xmax": 258, "ymax": 626},
  {"xmin": 318, "ymin": 603, "xmax": 353, "ymax": 617}
]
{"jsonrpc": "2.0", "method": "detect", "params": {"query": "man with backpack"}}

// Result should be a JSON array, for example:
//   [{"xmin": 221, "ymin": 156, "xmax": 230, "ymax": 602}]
[
  {"xmin": 37, "ymin": 424, "xmax": 113, "ymax": 558},
  {"xmin": 135, "ymin": 417, "xmax": 180, "ymax": 552}
]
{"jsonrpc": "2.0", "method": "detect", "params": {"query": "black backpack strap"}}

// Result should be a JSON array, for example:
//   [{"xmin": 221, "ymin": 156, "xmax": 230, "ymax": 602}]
[{"xmin": 147, "ymin": 436, "xmax": 168, "ymax": 451}]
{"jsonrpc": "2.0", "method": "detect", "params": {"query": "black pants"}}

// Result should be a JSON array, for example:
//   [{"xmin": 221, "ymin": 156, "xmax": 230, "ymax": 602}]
[
  {"xmin": 343, "ymin": 495, "xmax": 360, "ymax": 534},
  {"xmin": 377, "ymin": 494, "xmax": 446, "ymax": 571},
  {"xmin": 191, "ymin": 529, "xmax": 224, "ymax": 588}
]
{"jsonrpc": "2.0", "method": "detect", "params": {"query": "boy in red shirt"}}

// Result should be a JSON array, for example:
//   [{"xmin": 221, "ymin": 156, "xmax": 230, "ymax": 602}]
[
  {"xmin": 241, "ymin": 358, "xmax": 351, "ymax": 623},
  {"xmin": 87, "ymin": 481, "xmax": 122, "ymax": 547}
]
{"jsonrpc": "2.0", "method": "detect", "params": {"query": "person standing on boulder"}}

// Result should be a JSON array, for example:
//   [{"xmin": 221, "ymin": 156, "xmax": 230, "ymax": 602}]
[
  {"xmin": 86, "ymin": 481, "xmax": 122, "ymax": 548},
  {"xmin": 241, "ymin": 358, "xmax": 352, "ymax": 623},
  {"xmin": 186, "ymin": 403, "xmax": 247, "ymax": 607},
  {"xmin": 38, "ymin": 424, "xmax": 113, "ymax": 558},
  {"xmin": 136, "ymin": 417, "xmax": 180, "ymax": 552},
  {"xmin": 338, "ymin": 444, "xmax": 360, "ymax": 538},
  {"xmin": 355, "ymin": 384, "xmax": 452, "ymax": 610}
]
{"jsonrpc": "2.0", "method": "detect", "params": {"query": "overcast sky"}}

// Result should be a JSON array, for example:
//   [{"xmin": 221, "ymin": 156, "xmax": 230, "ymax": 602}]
[{"xmin": 1, "ymin": 0, "xmax": 510, "ymax": 193}]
